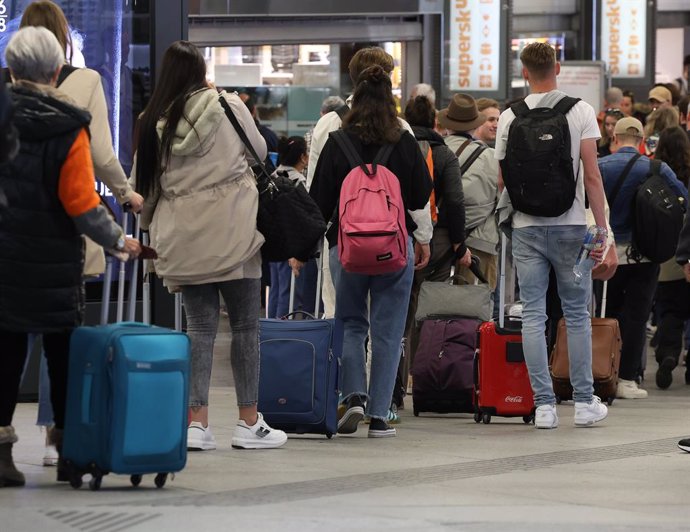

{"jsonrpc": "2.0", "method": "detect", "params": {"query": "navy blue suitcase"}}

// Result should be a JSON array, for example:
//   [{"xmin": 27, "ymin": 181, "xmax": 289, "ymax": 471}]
[
  {"xmin": 258, "ymin": 315, "xmax": 342, "ymax": 438},
  {"xmin": 63, "ymin": 322, "xmax": 190, "ymax": 490}
]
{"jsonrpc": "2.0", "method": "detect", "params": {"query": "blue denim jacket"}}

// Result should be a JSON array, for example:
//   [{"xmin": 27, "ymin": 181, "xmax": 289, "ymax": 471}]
[{"xmin": 598, "ymin": 147, "xmax": 688, "ymax": 243}]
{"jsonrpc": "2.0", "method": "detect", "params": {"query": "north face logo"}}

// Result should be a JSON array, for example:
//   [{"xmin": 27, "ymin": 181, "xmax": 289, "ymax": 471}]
[{"xmin": 538, "ymin": 134, "xmax": 553, "ymax": 141}]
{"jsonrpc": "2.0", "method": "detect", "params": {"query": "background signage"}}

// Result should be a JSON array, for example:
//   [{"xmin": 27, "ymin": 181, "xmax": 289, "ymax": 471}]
[
  {"xmin": 600, "ymin": 0, "xmax": 647, "ymax": 78},
  {"xmin": 448, "ymin": 0, "xmax": 502, "ymax": 91}
]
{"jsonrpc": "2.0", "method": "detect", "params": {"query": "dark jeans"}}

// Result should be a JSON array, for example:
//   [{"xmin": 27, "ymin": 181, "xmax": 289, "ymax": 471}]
[
  {"xmin": 655, "ymin": 280, "xmax": 690, "ymax": 366},
  {"xmin": 0, "ymin": 331, "xmax": 71, "ymax": 428},
  {"xmin": 605, "ymin": 263, "xmax": 660, "ymax": 381}
]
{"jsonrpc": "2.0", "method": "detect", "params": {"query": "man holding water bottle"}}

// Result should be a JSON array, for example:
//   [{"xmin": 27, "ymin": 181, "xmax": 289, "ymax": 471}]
[{"xmin": 495, "ymin": 42, "xmax": 611, "ymax": 429}]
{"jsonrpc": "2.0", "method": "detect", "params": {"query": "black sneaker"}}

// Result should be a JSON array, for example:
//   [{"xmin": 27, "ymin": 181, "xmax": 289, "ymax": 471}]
[
  {"xmin": 656, "ymin": 357, "xmax": 676, "ymax": 390},
  {"xmin": 368, "ymin": 418, "xmax": 396, "ymax": 438},
  {"xmin": 337, "ymin": 396, "xmax": 365, "ymax": 434},
  {"xmin": 678, "ymin": 438, "xmax": 690, "ymax": 453}
]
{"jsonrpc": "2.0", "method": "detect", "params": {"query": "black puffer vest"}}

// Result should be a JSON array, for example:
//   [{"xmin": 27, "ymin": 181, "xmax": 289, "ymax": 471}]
[{"xmin": 0, "ymin": 85, "xmax": 91, "ymax": 332}]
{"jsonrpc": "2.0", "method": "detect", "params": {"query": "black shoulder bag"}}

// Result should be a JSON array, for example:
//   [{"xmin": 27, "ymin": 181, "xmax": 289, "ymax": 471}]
[{"xmin": 219, "ymin": 95, "xmax": 326, "ymax": 262}]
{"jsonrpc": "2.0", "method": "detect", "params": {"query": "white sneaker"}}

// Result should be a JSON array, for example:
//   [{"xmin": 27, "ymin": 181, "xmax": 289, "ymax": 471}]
[
  {"xmin": 43, "ymin": 444, "xmax": 59, "ymax": 467},
  {"xmin": 534, "ymin": 404, "xmax": 558, "ymax": 429},
  {"xmin": 574, "ymin": 396, "xmax": 608, "ymax": 427},
  {"xmin": 187, "ymin": 422, "xmax": 217, "ymax": 451},
  {"xmin": 616, "ymin": 379, "xmax": 649, "ymax": 399},
  {"xmin": 232, "ymin": 413, "xmax": 288, "ymax": 450}
]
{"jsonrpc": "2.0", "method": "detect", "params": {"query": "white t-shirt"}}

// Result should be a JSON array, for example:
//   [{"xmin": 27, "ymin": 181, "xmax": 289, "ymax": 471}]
[{"xmin": 494, "ymin": 90, "xmax": 601, "ymax": 228}]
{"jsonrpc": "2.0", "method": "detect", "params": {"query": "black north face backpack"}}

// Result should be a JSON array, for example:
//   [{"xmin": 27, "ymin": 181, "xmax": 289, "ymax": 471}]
[{"xmin": 501, "ymin": 96, "xmax": 580, "ymax": 217}]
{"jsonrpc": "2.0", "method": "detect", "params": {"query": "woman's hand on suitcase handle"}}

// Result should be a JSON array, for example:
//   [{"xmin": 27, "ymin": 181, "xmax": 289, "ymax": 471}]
[
  {"xmin": 126, "ymin": 192, "xmax": 144, "ymax": 214},
  {"xmin": 289, "ymin": 258, "xmax": 305, "ymax": 277},
  {"xmin": 123, "ymin": 237, "xmax": 142, "ymax": 258},
  {"xmin": 414, "ymin": 242, "xmax": 430, "ymax": 270},
  {"xmin": 455, "ymin": 247, "xmax": 472, "ymax": 268}
]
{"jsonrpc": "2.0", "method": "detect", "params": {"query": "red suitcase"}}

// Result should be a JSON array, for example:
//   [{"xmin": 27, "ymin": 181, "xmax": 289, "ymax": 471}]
[{"xmin": 473, "ymin": 234, "xmax": 535, "ymax": 424}]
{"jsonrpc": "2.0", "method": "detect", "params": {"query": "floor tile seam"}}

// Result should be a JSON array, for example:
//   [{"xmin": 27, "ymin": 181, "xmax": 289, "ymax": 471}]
[{"xmin": 97, "ymin": 436, "xmax": 683, "ymax": 508}]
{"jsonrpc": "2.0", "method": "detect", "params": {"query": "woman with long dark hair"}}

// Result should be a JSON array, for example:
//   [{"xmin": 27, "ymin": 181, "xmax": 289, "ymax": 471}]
[
  {"xmin": 132, "ymin": 41, "xmax": 287, "ymax": 451},
  {"xmin": 651, "ymin": 126, "xmax": 690, "ymax": 389},
  {"xmin": 310, "ymin": 65, "xmax": 433, "ymax": 438}
]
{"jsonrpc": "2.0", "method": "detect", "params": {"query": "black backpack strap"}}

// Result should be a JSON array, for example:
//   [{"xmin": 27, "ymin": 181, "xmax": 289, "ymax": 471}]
[
  {"xmin": 374, "ymin": 143, "xmax": 395, "ymax": 169},
  {"xmin": 648, "ymin": 159, "xmax": 662, "ymax": 179},
  {"xmin": 56, "ymin": 64, "xmax": 78, "ymax": 87},
  {"xmin": 510, "ymin": 100, "xmax": 530, "ymax": 118},
  {"xmin": 2, "ymin": 68, "xmax": 11, "ymax": 84},
  {"xmin": 331, "ymin": 129, "xmax": 369, "ymax": 174},
  {"xmin": 553, "ymin": 96, "xmax": 580, "ymax": 116},
  {"xmin": 335, "ymin": 104, "xmax": 349, "ymax": 120},
  {"xmin": 460, "ymin": 143, "xmax": 488, "ymax": 175},
  {"xmin": 219, "ymin": 94, "xmax": 271, "ymax": 180},
  {"xmin": 608, "ymin": 153, "xmax": 642, "ymax": 208}
]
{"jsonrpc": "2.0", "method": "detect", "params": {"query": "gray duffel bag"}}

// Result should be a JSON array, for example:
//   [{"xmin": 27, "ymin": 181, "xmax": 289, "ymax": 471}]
[{"xmin": 415, "ymin": 255, "xmax": 492, "ymax": 322}]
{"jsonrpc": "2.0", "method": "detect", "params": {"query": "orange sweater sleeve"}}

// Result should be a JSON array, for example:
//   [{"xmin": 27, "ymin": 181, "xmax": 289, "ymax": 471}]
[{"xmin": 58, "ymin": 128, "xmax": 101, "ymax": 217}]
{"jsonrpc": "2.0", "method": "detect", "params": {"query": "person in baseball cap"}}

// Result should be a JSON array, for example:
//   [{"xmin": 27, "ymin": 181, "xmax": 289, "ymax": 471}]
[
  {"xmin": 649, "ymin": 86, "xmax": 673, "ymax": 111},
  {"xmin": 613, "ymin": 116, "xmax": 645, "ymax": 138}
]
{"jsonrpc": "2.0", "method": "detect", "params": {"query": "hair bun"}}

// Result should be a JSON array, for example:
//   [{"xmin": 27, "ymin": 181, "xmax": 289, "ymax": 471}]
[{"xmin": 358, "ymin": 65, "xmax": 387, "ymax": 84}]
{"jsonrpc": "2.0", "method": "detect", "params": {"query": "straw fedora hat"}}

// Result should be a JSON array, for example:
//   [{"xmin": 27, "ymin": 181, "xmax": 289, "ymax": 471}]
[{"xmin": 438, "ymin": 93, "xmax": 486, "ymax": 131}]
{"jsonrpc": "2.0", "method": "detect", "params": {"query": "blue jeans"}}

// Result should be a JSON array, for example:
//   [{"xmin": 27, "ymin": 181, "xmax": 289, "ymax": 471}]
[
  {"xmin": 512, "ymin": 225, "xmax": 594, "ymax": 406},
  {"xmin": 268, "ymin": 261, "xmax": 296, "ymax": 319},
  {"xmin": 329, "ymin": 239, "xmax": 414, "ymax": 420}
]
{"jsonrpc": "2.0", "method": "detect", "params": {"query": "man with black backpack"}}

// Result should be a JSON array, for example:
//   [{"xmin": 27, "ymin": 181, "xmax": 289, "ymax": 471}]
[
  {"xmin": 495, "ymin": 42, "xmax": 610, "ymax": 430},
  {"xmin": 598, "ymin": 117, "xmax": 687, "ymax": 398}
]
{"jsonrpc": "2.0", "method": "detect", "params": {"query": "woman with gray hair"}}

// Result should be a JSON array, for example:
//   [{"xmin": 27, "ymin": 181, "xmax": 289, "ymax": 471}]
[{"xmin": 0, "ymin": 26, "xmax": 140, "ymax": 488}]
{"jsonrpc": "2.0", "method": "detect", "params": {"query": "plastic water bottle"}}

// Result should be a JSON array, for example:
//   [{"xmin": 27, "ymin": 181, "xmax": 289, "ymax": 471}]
[{"xmin": 573, "ymin": 225, "xmax": 607, "ymax": 284}]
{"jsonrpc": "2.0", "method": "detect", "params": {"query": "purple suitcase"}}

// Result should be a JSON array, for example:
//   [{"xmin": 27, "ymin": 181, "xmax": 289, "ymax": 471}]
[{"xmin": 411, "ymin": 318, "xmax": 480, "ymax": 416}]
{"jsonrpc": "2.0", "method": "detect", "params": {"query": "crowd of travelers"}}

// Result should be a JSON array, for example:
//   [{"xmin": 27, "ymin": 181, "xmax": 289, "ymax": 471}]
[{"xmin": 1, "ymin": 0, "xmax": 690, "ymax": 489}]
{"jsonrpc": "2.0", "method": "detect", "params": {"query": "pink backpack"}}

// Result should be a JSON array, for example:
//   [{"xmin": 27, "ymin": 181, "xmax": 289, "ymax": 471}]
[{"xmin": 332, "ymin": 131, "xmax": 408, "ymax": 275}]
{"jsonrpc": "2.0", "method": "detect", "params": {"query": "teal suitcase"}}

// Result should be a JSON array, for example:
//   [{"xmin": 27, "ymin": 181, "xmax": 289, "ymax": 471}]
[{"xmin": 62, "ymin": 322, "xmax": 190, "ymax": 490}]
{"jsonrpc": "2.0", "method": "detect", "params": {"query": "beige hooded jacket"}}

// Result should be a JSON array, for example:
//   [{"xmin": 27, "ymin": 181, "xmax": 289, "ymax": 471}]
[{"xmin": 131, "ymin": 89, "xmax": 267, "ymax": 288}]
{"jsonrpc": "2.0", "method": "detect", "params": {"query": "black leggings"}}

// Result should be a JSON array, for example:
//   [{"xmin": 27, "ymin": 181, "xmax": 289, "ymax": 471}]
[{"xmin": 0, "ymin": 331, "xmax": 71, "ymax": 429}]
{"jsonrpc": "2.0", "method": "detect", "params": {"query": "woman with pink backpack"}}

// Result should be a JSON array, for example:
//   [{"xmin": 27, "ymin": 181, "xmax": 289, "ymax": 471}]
[{"xmin": 309, "ymin": 66, "xmax": 433, "ymax": 438}]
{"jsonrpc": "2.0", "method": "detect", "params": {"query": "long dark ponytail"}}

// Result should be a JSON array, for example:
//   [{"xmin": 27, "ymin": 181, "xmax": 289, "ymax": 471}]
[
  {"xmin": 135, "ymin": 41, "xmax": 208, "ymax": 198},
  {"xmin": 342, "ymin": 65, "xmax": 401, "ymax": 145}
]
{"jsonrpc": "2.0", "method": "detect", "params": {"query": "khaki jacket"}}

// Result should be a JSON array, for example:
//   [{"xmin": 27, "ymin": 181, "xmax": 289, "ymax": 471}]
[{"xmin": 131, "ymin": 89, "xmax": 267, "ymax": 288}]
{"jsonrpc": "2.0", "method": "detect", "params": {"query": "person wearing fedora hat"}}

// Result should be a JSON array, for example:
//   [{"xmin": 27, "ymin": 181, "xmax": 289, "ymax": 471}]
[{"xmin": 442, "ymin": 93, "xmax": 500, "ymax": 289}]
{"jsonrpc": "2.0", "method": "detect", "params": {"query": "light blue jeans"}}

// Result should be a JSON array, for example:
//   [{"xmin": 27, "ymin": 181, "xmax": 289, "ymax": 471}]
[
  {"xmin": 512, "ymin": 225, "xmax": 594, "ymax": 406},
  {"xmin": 329, "ymin": 239, "xmax": 414, "ymax": 420}
]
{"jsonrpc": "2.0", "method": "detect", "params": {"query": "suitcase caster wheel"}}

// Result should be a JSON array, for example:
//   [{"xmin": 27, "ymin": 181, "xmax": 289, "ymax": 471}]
[
  {"xmin": 607, "ymin": 397, "xmax": 614, "ymax": 406},
  {"xmin": 555, "ymin": 397, "xmax": 562, "ymax": 405},
  {"xmin": 69, "ymin": 474, "xmax": 83, "ymax": 490},
  {"xmin": 154, "ymin": 473, "xmax": 167, "ymax": 488},
  {"xmin": 481, "ymin": 413, "xmax": 491, "ymax": 424},
  {"xmin": 473, "ymin": 412, "xmax": 481, "ymax": 423},
  {"xmin": 130, "ymin": 475, "xmax": 142, "ymax": 487},
  {"xmin": 326, "ymin": 433, "xmax": 333, "ymax": 439},
  {"xmin": 413, "ymin": 408, "xmax": 419, "ymax": 417},
  {"xmin": 523, "ymin": 415, "xmax": 534, "ymax": 424},
  {"xmin": 89, "ymin": 476, "xmax": 102, "ymax": 491}
]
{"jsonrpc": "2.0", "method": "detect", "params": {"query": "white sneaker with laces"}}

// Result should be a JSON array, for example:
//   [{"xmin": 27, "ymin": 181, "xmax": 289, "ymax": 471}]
[
  {"xmin": 232, "ymin": 413, "xmax": 288, "ymax": 449},
  {"xmin": 616, "ymin": 378, "xmax": 648, "ymax": 399},
  {"xmin": 574, "ymin": 396, "xmax": 608, "ymax": 426},
  {"xmin": 43, "ymin": 444, "xmax": 59, "ymax": 467},
  {"xmin": 534, "ymin": 404, "xmax": 558, "ymax": 429},
  {"xmin": 187, "ymin": 422, "xmax": 217, "ymax": 451}
]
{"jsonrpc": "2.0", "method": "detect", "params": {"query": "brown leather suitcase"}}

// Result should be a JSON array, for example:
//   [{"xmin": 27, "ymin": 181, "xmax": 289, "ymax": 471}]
[{"xmin": 550, "ymin": 317, "xmax": 622, "ymax": 405}]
